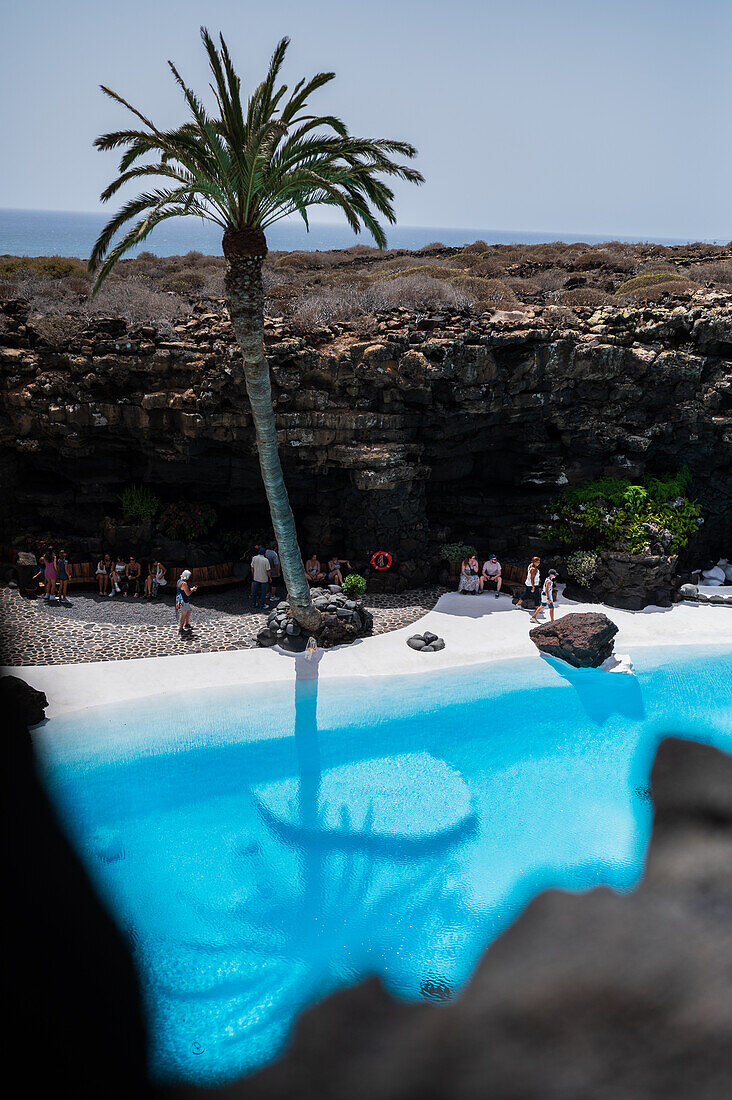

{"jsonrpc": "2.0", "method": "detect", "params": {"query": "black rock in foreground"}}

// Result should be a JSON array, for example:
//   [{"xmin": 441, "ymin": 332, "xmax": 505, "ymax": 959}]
[
  {"xmin": 530, "ymin": 610, "xmax": 619, "ymax": 667},
  {"xmin": 168, "ymin": 739, "xmax": 730, "ymax": 1100},
  {"xmin": 0, "ymin": 674, "xmax": 48, "ymax": 725}
]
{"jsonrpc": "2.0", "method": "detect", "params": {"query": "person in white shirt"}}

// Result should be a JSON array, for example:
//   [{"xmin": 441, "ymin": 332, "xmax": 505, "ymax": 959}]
[
  {"xmin": 530, "ymin": 569, "xmax": 559, "ymax": 622},
  {"xmin": 250, "ymin": 547, "xmax": 272, "ymax": 611}
]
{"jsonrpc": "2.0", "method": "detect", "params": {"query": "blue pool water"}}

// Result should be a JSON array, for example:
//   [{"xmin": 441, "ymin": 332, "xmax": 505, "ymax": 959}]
[{"xmin": 35, "ymin": 645, "xmax": 732, "ymax": 1085}]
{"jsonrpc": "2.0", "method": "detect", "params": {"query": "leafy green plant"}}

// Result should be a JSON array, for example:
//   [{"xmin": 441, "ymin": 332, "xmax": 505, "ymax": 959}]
[
  {"xmin": 158, "ymin": 502, "xmax": 217, "ymax": 541},
  {"xmin": 549, "ymin": 468, "xmax": 700, "ymax": 555},
  {"xmin": 120, "ymin": 483, "xmax": 160, "ymax": 521},
  {"xmin": 342, "ymin": 573, "xmax": 367, "ymax": 597},
  {"xmin": 439, "ymin": 542, "xmax": 476, "ymax": 562},
  {"xmin": 566, "ymin": 550, "xmax": 600, "ymax": 587}
]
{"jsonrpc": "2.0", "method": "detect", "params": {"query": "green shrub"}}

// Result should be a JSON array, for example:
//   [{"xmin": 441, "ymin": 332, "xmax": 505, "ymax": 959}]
[
  {"xmin": 342, "ymin": 573, "xmax": 367, "ymax": 597},
  {"xmin": 614, "ymin": 271, "xmax": 684, "ymax": 297},
  {"xmin": 566, "ymin": 550, "xmax": 600, "ymax": 587},
  {"xmin": 0, "ymin": 255, "xmax": 88, "ymax": 279},
  {"xmin": 158, "ymin": 502, "xmax": 217, "ymax": 541},
  {"xmin": 439, "ymin": 542, "xmax": 476, "ymax": 562},
  {"xmin": 549, "ymin": 468, "xmax": 700, "ymax": 555},
  {"xmin": 120, "ymin": 484, "xmax": 160, "ymax": 521}
]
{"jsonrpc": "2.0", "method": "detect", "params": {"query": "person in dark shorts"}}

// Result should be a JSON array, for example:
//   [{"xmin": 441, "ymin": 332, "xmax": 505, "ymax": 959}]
[
  {"xmin": 516, "ymin": 556, "xmax": 541, "ymax": 610},
  {"xmin": 531, "ymin": 569, "xmax": 559, "ymax": 623},
  {"xmin": 176, "ymin": 569, "xmax": 197, "ymax": 634},
  {"xmin": 56, "ymin": 551, "xmax": 71, "ymax": 601}
]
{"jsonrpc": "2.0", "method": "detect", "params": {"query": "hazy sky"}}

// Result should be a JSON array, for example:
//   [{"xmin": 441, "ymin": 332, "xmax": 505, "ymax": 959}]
[{"xmin": 1, "ymin": 0, "xmax": 730, "ymax": 239}]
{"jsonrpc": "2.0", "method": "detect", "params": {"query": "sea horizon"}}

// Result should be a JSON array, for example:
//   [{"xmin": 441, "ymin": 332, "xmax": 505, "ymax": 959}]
[{"xmin": 1, "ymin": 206, "xmax": 728, "ymax": 260}]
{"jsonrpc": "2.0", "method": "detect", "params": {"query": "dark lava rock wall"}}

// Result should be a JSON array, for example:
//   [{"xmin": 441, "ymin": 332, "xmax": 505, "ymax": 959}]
[{"xmin": 1, "ymin": 296, "xmax": 730, "ymax": 572}]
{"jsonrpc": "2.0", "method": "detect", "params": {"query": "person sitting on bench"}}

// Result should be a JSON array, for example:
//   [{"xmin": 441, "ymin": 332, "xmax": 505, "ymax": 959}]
[{"xmin": 482, "ymin": 554, "xmax": 502, "ymax": 598}]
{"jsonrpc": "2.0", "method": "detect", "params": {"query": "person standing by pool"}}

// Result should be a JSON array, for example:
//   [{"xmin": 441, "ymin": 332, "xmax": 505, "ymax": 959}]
[
  {"xmin": 531, "ymin": 569, "xmax": 559, "ymax": 623},
  {"xmin": 250, "ymin": 547, "xmax": 271, "ymax": 611},
  {"xmin": 517, "ymin": 556, "xmax": 541, "ymax": 609},
  {"xmin": 56, "ymin": 550, "xmax": 71, "ymax": 602},
  {"xmin": 176, "ymin": 569, "xmax": 197, "ymax": 634},
  {"xmin": 482, "ymin": 554, "xmax": 502, "ymax": 598},
  {"xmin": 43, "ymin": 549, "xmax": 58, "ymax": 601}
]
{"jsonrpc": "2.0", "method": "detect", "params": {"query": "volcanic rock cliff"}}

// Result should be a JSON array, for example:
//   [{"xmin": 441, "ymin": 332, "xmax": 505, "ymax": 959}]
[{"xmin": 1, "ymin": 294, "xmax": 730, "ymax": 578}]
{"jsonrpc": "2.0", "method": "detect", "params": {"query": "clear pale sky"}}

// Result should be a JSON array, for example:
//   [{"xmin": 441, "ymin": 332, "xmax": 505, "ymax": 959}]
[{"xmin": 1, "ymin": 0, "xmax": 730, "ymax": 239}]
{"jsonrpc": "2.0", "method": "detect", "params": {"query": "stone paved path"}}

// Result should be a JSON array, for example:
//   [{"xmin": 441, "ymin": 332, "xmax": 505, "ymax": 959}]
[{"xmin": 0, "ymin": 585, "xmax": 445, "ymax": 666}]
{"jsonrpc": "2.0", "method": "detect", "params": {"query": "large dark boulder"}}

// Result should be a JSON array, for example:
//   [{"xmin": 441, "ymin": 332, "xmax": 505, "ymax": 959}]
[
  {"xmin": 0, "ymin": 676, "xmax": 48, "ymax": 726},
  {"xmin": 529, "ymin": 611, "xmax": 618, "ymax": 667},
  {"xmin": 565, "ymin": 552, "xmax": 678, "ymax": 610}
]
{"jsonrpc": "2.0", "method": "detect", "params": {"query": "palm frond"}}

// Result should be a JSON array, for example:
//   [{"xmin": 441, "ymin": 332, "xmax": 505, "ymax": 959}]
[{"xmin": 91, "ymin": 26, "xmax": 423, "ymax": 284}]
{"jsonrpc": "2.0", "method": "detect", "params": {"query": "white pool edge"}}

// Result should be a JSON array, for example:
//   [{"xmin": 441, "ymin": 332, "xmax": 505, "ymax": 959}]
[{"xmin": 5, "ymin": 590, "xmax": 731, "ymax": 721}]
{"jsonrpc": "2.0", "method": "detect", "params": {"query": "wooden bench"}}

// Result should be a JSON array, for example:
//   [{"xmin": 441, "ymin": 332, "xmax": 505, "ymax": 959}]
[
  {"xmin": 448, "ymin": 559, "xmax": 526, "ymax": 598},
  {"xmin": 168, "ymin": 563, "xmax": 247, "ymax": 589},
  {"xmin": 67, "ymin": 562, "xmax": 94, "ymax": 586},
  {"xmin": 61, "ymin": 561, "xmax": 246, "ymax": 590}
]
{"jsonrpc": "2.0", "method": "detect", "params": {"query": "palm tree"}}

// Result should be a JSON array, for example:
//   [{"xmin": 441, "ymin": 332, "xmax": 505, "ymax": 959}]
[{"xmin": 90, "ymin": 29, "xmax": 423, "ymax": 631}]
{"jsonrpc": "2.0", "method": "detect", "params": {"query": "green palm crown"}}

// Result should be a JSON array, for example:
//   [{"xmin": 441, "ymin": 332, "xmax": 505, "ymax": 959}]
[{"xmin": 90, "ymin": 28, "xmax": 423, "ymax": 287}]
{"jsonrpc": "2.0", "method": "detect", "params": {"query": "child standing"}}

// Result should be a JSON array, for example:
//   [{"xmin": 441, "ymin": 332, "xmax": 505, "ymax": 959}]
[
  {"xmin": 56, "ymin": 551, "xmax": 71, "ymax": 601},
  {"xmin": 43, "ymin": 550, "xmax": 58, "ymax": 601}
]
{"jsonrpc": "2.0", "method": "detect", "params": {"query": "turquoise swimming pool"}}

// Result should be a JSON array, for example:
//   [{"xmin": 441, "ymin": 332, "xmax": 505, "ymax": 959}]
[{"xmin": 35, "ymin": 645, "xmax": 732, "ymax": 1085}]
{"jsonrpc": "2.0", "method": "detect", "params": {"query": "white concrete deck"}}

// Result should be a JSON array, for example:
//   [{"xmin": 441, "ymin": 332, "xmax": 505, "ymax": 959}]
[{"xmin": 6, "ymin": 587, "xmax": 731, "ymax": 721}]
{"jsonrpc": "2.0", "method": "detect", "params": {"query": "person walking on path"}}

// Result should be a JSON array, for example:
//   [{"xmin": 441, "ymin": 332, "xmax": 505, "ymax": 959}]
[
  {"xmin": 176, "ymin": 569, "xmax": 198, "ymax": 635},
  {"xmin": 482, "ymin": 555, "xmax": 502, "ymax": 598},
  {"xmin": 530, "ymin": 570, "xmax": 559, "ymax": 623},
  {"xmin": 43, "ymin": 550, "xmax": 58, "ymax": 601},
  {"xmin": 517, "ymin": 556, "xmax": 541, "ymax": 609},
  {"xmin": 56, "ymin": 551, "xmax": 71, "ymax": 602},
  {"xmin": 250, "ymin": 547, "xmax": 272, "ymax": 611}
]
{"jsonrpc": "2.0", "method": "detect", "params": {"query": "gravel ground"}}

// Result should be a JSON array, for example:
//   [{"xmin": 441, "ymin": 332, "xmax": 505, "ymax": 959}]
[{"xmin": 0, "ymin": 584, "xmax": 446, "ymax": 666}]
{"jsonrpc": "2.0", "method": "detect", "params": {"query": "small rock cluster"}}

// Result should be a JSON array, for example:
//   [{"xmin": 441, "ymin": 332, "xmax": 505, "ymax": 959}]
[
  {"xmin": 679, "ymin": 557, "xmax": 732, "ymax": 605},
  {"xmin": 257, "ymin": 586, "xmax": 374, "ymax": 651},
  {"xmin": 407, "ymin": 631, "xmax": 446, "ymax": 652}
]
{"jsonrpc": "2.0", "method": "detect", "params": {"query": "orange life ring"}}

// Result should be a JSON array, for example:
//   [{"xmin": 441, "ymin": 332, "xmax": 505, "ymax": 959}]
[{"xmin": 370, "ymin": 551, "xmax": 392, "ymax": 571}]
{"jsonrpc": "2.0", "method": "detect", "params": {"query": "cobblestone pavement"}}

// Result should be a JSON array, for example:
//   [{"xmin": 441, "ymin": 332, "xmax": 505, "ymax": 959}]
[{"xmin": 0, "ymin": 584, "xmax": 446, "ymax": 666}]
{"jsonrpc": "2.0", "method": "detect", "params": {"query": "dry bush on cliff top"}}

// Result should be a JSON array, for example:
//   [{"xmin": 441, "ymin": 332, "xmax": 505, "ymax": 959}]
[
  {"xmin": 290, "ymin": 273, "xmax": 476, "ymax": 329},
  {"xmin": 5, "ymin": 272, "xmax": 185, "ymax": 327},
  {"xmin": 372, "ymin": 273, "xmax": 475, "ymax": 310},
  {"xmin": 559, "ymin": 287, "xmax": 615, "ymax": 307},
  {"xmin": 694, "ymin": 260, "xmax": 732, "ymax": 285}
]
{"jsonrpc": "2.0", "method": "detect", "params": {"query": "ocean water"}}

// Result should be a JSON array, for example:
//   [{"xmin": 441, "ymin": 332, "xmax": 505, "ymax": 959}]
[
  {"xmin": 0, "ymin": 206, "xmax": 717, "ymax": 259},
  {"xmin": 34, "ymin": 644, "xmax": 732, "ymax": 1086}
]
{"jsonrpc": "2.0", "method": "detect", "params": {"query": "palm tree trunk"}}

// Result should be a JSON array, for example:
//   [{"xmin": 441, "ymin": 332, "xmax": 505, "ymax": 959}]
[{"xmin": 223, "ymin": 228, "xmax": 320, "ymax": 633}]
